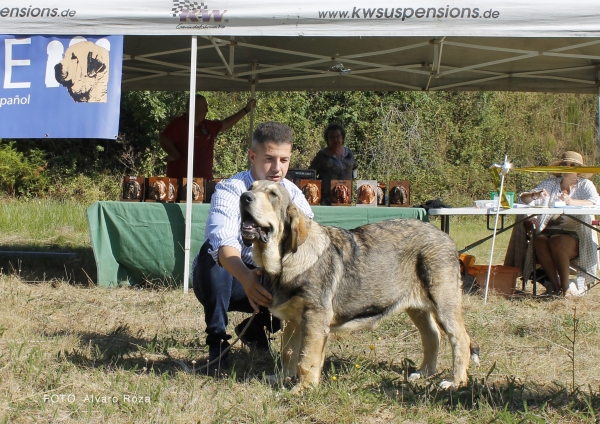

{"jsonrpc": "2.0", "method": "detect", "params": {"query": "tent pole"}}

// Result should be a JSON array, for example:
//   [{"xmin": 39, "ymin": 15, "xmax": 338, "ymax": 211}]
[
  {"xmin": 484, "ymin": 172, "xmax": 505, "ymax": 304},
  {"xmin": 229, "ymin": 36, "xmax": 235, "ymax": 74},
  {"xmin": 248, "ymin": 62, "xmax": 257, "ymax": 148},
  {"xmin": 183, "ymin": 35, "xmax": 198, "ymax": 294}
]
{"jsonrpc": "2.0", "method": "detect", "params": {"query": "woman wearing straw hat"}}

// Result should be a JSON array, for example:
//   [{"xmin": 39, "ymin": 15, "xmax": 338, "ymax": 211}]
[{"xmin": 519, "ymin": 151, "xmax": 600, "ymax": 297}]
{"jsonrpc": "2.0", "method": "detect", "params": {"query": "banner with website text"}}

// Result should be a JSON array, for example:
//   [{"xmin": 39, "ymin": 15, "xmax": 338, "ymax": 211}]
[
  {"xmin": 0, "ymin": 1, "xmax": 598, "ymax": 37},
  {"xmin": 0, "ymin": 35, "xmax": 123, "ymax": 139}
]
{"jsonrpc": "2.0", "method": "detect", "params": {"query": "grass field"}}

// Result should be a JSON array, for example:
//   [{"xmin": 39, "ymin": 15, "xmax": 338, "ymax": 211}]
[
  {"xmin": 1, "ymin": 200, "xmax": 600, "ymax": 423},
  {"xmin": 0, "ymin": 198, "xmax": 95, "ymax": 284}
]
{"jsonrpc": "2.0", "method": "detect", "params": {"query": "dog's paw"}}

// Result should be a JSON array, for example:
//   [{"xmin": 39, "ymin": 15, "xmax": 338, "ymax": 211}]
[
  {"xmin": 438, "ymin": 380, "xmax": 454, "ymax": 390},
  {"xmin": 288, "ymin": 379, "xmax": 318, "ymax": 394},
  {"xmin": 289, "ymin": 384, "xmax": 305, "ymax": 395},
  {"xmin": 471, "ymin": 352, "xmax": 480, "ymax": 366},
  {"xmin": 408, "ymin": 372, "xmax": 422, "ymax": 381}
]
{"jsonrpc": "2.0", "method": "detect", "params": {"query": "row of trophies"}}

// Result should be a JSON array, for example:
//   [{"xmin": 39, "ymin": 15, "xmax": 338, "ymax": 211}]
[
  {"xmin": 121, "ymin": 176, "xmax": 217, "ymax": 203},
  {"xmin": 286, "ymin": 169, "xmax": 410, "ymax": 207},
  {"xmin": 297, "ymin": 179, "xmax": 410, "ymax": 206},
  {"xmin": 121, "ymin": 172, "xmax": 410, "ymax": 207}
]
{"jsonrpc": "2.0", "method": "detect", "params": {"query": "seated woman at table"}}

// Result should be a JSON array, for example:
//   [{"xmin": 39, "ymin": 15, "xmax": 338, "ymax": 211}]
[
  {"xmin": 519, "ymin": 151, "xmax": 600, "ymax": 296},
  {"xmin": 309, "ymin": 123, "xmax": 358, "ymax": 205}
]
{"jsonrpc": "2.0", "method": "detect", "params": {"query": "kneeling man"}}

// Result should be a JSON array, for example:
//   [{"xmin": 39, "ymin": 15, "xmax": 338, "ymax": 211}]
[{"xmin": 192, "ymin": 121, "xmax": 314, "ymax": 373}]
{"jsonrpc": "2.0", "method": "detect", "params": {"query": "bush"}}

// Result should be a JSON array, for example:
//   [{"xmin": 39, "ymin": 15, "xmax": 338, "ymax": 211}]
[
  {"xmin": 45, "ymin": 173, "xmax": 122, "ymax": 204},
  {"xmin": 1, "ymin": 91, "xmax": 597, "ymax": 205},
  {"xmin": 0, "ymin": 141, "xmax": 49, "ymax": 197}
]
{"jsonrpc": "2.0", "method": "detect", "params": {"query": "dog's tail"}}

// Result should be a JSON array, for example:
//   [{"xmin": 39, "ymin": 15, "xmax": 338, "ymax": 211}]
[{"xmin": 469, "ymin": 337, "xmax": 480, "ymax": 366}]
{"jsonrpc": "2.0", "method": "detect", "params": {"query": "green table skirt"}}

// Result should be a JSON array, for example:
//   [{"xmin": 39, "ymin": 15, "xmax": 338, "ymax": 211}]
[{"xmin": 86, "ymin": 202, "xmax": 428, "ymax": 287}]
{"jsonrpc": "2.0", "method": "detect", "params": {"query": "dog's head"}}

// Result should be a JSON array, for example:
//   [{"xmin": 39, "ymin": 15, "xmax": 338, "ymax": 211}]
[
  {"xmin": 376, "ymin": 186, "xmax": 384, "ymax": 205},
  {"xmin": 191, "ymin": 182, "xmax": 201, "ymax": 201},
  {"xmin": 390, "ymin": 185, "xmax": 408, "ymax": 205},
  {"xmin": 332, "ymin": 183, "xmax": 350, "ymax": 204},
  {"xmin": 55, "ymin": 41, "xmax": 109, "ymax": 102},
  {"xmin": 150, "ymin": 181, "xmax": 167, "ymax": 201},
  {"xmin": 302, "ymin": 183, "xmax": 319, "ymax": 204},
  {"xmin": 168, "ymin": 182, "xmax": 176, "ymax": 202},
  {"xmin": 357, "ymin": 184, "xmax": 375, "ymax": 204},
  {"xmin": 124, "ymin": 180, "xmax": 140, "ymax": 199},
  {"xmin": 240, "ymin": 181, "xmax": 309, "ymax": 273}
]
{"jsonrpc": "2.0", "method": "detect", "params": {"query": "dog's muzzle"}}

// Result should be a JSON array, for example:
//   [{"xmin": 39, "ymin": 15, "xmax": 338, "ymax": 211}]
[
  {"xmin": 240, "ymin": 191, "xmax": 271, "ymax": 246},
  {"xmin": 241, "ymin": 219, "xmax": 271, "ymax": 246},
  {"xmin": 54, "ymin": 64, "xmax": 71, "ymax": 86}
]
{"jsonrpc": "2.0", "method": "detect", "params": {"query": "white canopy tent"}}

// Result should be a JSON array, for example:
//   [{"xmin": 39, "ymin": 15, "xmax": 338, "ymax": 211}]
[
  {"xmin": 121, "ymin": 35, "xmax": 600, "ymax": 94},
  {"xmin": 3, "ymin": 1, "xmax": 600, "ymax": 93},
  {"xmin": 4, "ymin": 0, "xmax": 600, "ymax": 290}
]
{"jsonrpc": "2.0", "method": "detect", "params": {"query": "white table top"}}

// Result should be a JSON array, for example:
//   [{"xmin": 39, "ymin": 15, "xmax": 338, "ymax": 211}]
[{"xmin": 428, "ymin": 206, "xmax": 600, "ymax": 216}]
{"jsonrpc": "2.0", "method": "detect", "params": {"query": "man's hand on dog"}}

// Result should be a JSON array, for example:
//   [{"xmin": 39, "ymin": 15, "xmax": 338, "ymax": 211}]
[
  {"xmin": 218, "ymin": 246, "xmax": 272, "ymax": 312},
  {"xmin": 241, "ymin": 268, "xmax": 272, "ymax": 312}
]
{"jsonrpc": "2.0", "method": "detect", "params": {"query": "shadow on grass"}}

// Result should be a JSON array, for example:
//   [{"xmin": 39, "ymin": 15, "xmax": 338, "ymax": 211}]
[
  {"xmin": 55, "ymin": 328, "xmax": 600, "ymax": 417},
  {"xmin": 55, "ymin": 326, "xmax": 276, "ymax": 380},
  {"xmin": 57, "ymin": 330, "xmax": 196, "ymax": 375},
  {"xmin": 322, "ymin": 355, "xmax": 600, "ymax": 418},
  {"xmin": 0, "ymin": 244, "xmax": 97, "ymax": 285}
]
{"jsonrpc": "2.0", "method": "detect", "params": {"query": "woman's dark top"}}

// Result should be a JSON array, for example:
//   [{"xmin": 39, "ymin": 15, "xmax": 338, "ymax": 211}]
[{"xmin": 309, "ymin": 147, "xmax": 358, "ymax": 205}]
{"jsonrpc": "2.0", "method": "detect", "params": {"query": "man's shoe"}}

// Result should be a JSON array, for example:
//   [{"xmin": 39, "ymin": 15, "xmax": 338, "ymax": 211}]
[
  {"xmin": 235, "ymin": 317, "xmax": 270, "ymax": 349},
  {"xmin": 207, "ymin": 341, "xmax": 230, "ymax": 375}
]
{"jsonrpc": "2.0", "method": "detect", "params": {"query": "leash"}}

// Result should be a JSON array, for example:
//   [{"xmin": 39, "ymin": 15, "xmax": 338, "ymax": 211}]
[{"xmin": 175, "ymin": 273, "xmax": 272, "ymax": 373}]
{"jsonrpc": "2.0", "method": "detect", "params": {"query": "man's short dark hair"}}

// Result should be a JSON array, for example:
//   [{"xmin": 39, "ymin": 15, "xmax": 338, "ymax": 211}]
[
  {"xmin": 252, "ymin": 122, "xmax": 293, "ymax": 148},
  {"xmin": 323, "ymin": 122, "xmax": 346, "ymax": 145},
  {"xmin": 186, "ymin": 94, "xmax": 206, "ymax": 111}
]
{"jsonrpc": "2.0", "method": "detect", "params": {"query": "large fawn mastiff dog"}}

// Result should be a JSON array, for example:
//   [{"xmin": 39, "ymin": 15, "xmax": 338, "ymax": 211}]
[{"xmin": 240, "ymin": 181, "xmax": 479, "ymax": 393}]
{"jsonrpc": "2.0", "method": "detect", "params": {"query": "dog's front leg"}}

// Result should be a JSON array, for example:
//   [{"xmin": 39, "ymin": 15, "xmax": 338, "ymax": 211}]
[
  {"xmin": 291, "ymin": 310, "xmax": 330, "ymax": 394},
  {"xmin": 281, "ymin": 320, "xmax": 302, "ymax": 379}
]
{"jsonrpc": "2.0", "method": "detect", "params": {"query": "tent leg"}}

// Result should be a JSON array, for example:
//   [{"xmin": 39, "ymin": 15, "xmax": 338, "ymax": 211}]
[{"xmin": 183, "ymin": 36, "xmax": 198, "ymax": 294}]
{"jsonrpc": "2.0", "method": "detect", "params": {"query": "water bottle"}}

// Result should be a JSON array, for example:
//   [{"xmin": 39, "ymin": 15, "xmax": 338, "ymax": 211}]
[{"xmin": 576, "ymin": 276, "xmax": 586, "ymax": 294}]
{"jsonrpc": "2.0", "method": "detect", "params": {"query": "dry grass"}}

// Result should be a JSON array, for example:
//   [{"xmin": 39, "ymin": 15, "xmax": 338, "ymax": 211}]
[
  {"xmin": 2, "ymin": 202, "xmax": 600, "ymax": 422},
  {"xmin": 1, "ymin": 273, "xmax": 600, "ymax": 423}
]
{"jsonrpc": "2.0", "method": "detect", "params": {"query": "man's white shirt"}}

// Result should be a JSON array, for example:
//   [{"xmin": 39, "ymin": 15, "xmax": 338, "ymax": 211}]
[{"xmin": 204, "ymin": 170, "xmax": 314, "ymax": 265}]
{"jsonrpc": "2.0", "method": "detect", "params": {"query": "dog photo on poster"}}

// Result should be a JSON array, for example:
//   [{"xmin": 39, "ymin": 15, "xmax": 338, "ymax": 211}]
[{"xmin": 0, "ymin": 35, "xmax": 123, "ymax": 139}]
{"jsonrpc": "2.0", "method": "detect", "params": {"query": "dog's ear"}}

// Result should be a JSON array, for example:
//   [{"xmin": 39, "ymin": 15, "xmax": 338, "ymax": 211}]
[
  {"xmin": 87, "ymin": 50, "xmax": 107, "ymax": 77},
  {"xmin": 286, "ymin": 203, "xmax": 308, "ymax": 253}
]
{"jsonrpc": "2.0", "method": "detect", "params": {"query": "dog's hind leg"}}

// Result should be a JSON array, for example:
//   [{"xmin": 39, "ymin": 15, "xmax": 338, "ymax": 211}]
[
  {"xmin": 281, "ymin": 320, "xmax": 302, "ymax": 379},
  {"xmin": 405, "ymin": 308, "xmax": 440, "ymax": 381}
]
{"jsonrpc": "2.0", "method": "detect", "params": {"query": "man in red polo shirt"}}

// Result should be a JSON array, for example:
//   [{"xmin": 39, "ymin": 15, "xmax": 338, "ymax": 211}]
[{"xmin": 159, "ymin": 94, "xmax": 256, "ymax": 180}]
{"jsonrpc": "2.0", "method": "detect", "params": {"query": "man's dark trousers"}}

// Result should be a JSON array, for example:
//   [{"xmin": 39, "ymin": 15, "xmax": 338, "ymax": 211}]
[{"xmin": 192, "ymin": 240, "xmax": 280, "ymax": 349}]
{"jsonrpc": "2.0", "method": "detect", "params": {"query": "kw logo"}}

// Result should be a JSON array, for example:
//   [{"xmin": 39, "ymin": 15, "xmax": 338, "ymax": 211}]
[{"xmin": 171, "ymin": 1, "xmax": 227, "ymax": 22}]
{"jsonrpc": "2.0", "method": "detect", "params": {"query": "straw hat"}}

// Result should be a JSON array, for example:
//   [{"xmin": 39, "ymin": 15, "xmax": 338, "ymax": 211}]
[{"xmin": 550, "ymin": 151, "xmax": 591, "ymax": 179}]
